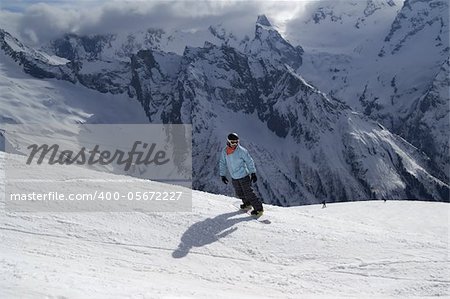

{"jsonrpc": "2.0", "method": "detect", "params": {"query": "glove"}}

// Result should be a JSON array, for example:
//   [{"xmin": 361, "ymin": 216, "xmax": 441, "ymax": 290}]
[
  {"xmin": 250, "ymin": 173, "xmax": 257, "ymax": 183},
  {"xmin": 221, "ymin": 176, "xmax": 229, "ymax": 184}
]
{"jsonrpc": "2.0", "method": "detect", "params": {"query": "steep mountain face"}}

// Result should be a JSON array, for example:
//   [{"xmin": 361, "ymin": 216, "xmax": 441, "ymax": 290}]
[
  {"xmin": 296, "ymin": 0, "xmax": 449, "ymax": 182},
  {"xmin": 400, "ymin": 58, "xmax": 449, "ymax": 181},
  {"xmin": 0, "ymin": 29, "xmax": 75, "ymax": 82},
  {"xmin": 0, "ymin": 15, "xmax": 448, "ymax": 204},
  {"xmin": 290, "ymin": 0, "xmax": 403, "ymax": 51},
  {"xmin": 246, "ymin": 15, "xmax": 303, "ymax": 71},
  {"xmin": 129, "ymin": 49, "xmax": 182, "ymax": 122},
  {"xmin": 366, "ymin": 0, "xmax": 449, "ymax": 126},
  {"xmin": 376, "ymin": 0, "xmax": 449, "ymax": 181},
  {"xmin": 176, "ymin": 40, "xmax": 447, "ymax": 203},
  {"xmin": 379, "ymin": 0, "xmax": 448, "ymax": 57}
]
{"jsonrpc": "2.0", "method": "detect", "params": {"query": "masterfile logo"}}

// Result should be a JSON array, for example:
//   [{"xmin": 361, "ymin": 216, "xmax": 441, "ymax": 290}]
[
  {"xmin": 26, "ymin": 141, "xmax": 171, "ymax": 171},
  {"xmin": 3, "ymin": 124, "xmax": 192, "ymax": 212}
]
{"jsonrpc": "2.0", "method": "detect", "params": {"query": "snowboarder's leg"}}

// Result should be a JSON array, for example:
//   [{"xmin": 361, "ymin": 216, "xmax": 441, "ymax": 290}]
[
  {"xmin": 232, "ymin": 178, "xmax": 250, "ymax": 206},
  {"xmin": 240, "ymin": 176, "xmax": 263, "ymax": 211}
]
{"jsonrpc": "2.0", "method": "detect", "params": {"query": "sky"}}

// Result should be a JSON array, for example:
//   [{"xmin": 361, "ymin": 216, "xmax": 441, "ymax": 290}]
[{"xmin": 0, "ymin": 0, "xmax": 314, "ymax": 45}]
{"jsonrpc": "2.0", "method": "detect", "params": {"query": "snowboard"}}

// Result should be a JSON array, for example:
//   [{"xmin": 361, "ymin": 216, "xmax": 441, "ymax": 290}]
[{"xmin": 231, "ymin": 203, "xmax": 271, "ymax": 224}]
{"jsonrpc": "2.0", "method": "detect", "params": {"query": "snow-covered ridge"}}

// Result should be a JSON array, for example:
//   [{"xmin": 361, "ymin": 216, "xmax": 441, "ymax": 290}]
[
  {"xmin": 1, "ymin": 29, "xmax": 69, "ymax": 66},
  {"xmin": 0, "ymin": 29, "xmax": 75, "ymax": 82}
]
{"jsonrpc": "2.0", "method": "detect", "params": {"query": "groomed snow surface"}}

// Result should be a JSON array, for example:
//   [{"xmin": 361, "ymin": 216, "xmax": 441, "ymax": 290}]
[{"xmin": 0, "ymin": 151, "xmax": 449, "ymax": 298}]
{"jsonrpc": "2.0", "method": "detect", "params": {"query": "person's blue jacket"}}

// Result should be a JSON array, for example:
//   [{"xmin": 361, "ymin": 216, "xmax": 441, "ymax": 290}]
[{"xmin": 219, "ymin": 145, "xmax": 256, "ymax": 180}]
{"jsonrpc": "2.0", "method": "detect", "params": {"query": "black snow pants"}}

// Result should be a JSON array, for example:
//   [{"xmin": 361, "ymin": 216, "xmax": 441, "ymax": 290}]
[{"xmin": 231, "ymin": 175, "xmax": 263, "ymax": 211}]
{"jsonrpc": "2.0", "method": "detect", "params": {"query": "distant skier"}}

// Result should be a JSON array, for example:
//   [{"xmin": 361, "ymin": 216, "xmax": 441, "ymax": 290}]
[{"xmin": 219, "ymin": 133, "xmax": 264, "ymax": 216}]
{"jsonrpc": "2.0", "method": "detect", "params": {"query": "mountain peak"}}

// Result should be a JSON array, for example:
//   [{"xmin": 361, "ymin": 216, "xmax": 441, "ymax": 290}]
[
  {"xmin": 247, "ymin": 14, "xmax": 303, "ymax": 70},
  {"xmin": 256, "ymin": 15, "xmax": 272, "ymax": 27}
]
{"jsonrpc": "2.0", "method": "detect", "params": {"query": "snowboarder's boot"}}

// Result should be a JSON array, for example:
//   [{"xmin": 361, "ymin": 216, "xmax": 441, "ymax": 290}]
[
  {"xmin": 250, "ymin": 209, "xmax": 264, "ymax": 217},
  {"xmin": 240, "ymin": 203, "xmax": 252, "ymax": 210}
]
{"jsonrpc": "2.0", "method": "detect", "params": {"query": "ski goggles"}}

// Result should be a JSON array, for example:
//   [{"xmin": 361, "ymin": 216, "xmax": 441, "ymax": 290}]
[{"xmin": 227, "ymin": 139, "xmax": 239, "ymax": 145}]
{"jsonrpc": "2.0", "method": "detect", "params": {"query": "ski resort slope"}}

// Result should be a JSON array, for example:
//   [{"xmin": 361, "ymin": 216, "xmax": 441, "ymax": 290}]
[{"xmin": 0, "ymin": 151, "xmax": 449, "ymax": 299}]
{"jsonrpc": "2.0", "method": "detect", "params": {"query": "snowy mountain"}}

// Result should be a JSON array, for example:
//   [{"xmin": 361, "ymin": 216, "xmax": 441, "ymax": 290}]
[
  {"xmin": 400, "ymin": 58, "xmax": 450, "ymax": 181},
  {"xmin": 0, "ymin": 14, "xmax": 448, "ymax": 204},
  {"xmin": 296, "ymin": 0, "xmax": 449, "ymax": 182},
  {"xmin": 0, "ymin": 38, "xmax": 148, "ymax": 125},
  {"xmin": 0, "ymin": 151, "xmax": 449, "ymax": 298},
  {"xmin": 0, "ymin": 29, "xmax": 75, "ymax": 82},
  {"xmin": 288, "ymin": 0, "xmax": 402, "ymax": 52}
]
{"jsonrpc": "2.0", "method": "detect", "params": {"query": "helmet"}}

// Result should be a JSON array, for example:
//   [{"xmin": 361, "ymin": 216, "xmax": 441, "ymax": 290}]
[
  {"xmin": 227, "ymin": 133, "xmax": 239, "ymax": 141},
  {"xmin": 227, "ymin": 132, "xmax": 239, "ymax": 146}
]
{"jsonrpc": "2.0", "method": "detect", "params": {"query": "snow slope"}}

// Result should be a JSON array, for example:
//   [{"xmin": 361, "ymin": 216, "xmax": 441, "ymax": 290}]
[
  {"xmin": 0, "ymin": 151, "xmax": 449, "ymax": 298},
  {"xmin": 0, "ymin": 44, "xmax": 148, "ymax": 126}
]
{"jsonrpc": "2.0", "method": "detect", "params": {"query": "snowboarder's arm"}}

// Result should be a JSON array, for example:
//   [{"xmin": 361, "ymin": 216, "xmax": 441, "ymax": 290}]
[
  {"xmin": 242, "ymin": 148, "xmax": 256, "ymax": 174},
  {"xmin": 219, "ymin": 149, "xmax": 227, "ymax": 176}
]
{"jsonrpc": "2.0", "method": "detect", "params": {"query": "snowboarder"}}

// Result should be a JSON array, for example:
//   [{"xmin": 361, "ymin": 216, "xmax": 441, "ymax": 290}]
[{"xmin": 219, "ymin": 133, "xmax": 264, "ymax": 216}]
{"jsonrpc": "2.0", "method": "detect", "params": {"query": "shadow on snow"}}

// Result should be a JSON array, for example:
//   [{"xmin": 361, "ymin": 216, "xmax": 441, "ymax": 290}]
[{"xmin": 172, "ymin": 210, "xmax": 252, "ymax": 258}]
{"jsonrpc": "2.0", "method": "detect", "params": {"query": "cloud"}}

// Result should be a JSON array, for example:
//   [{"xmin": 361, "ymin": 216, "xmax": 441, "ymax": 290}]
[
  {"xmin": 0, "ymin": 9, "xmax": 22, "ymax": 37},
  {"xmin": 1, "ymin": 0, "xmax": 309, "ymax": 45}
]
